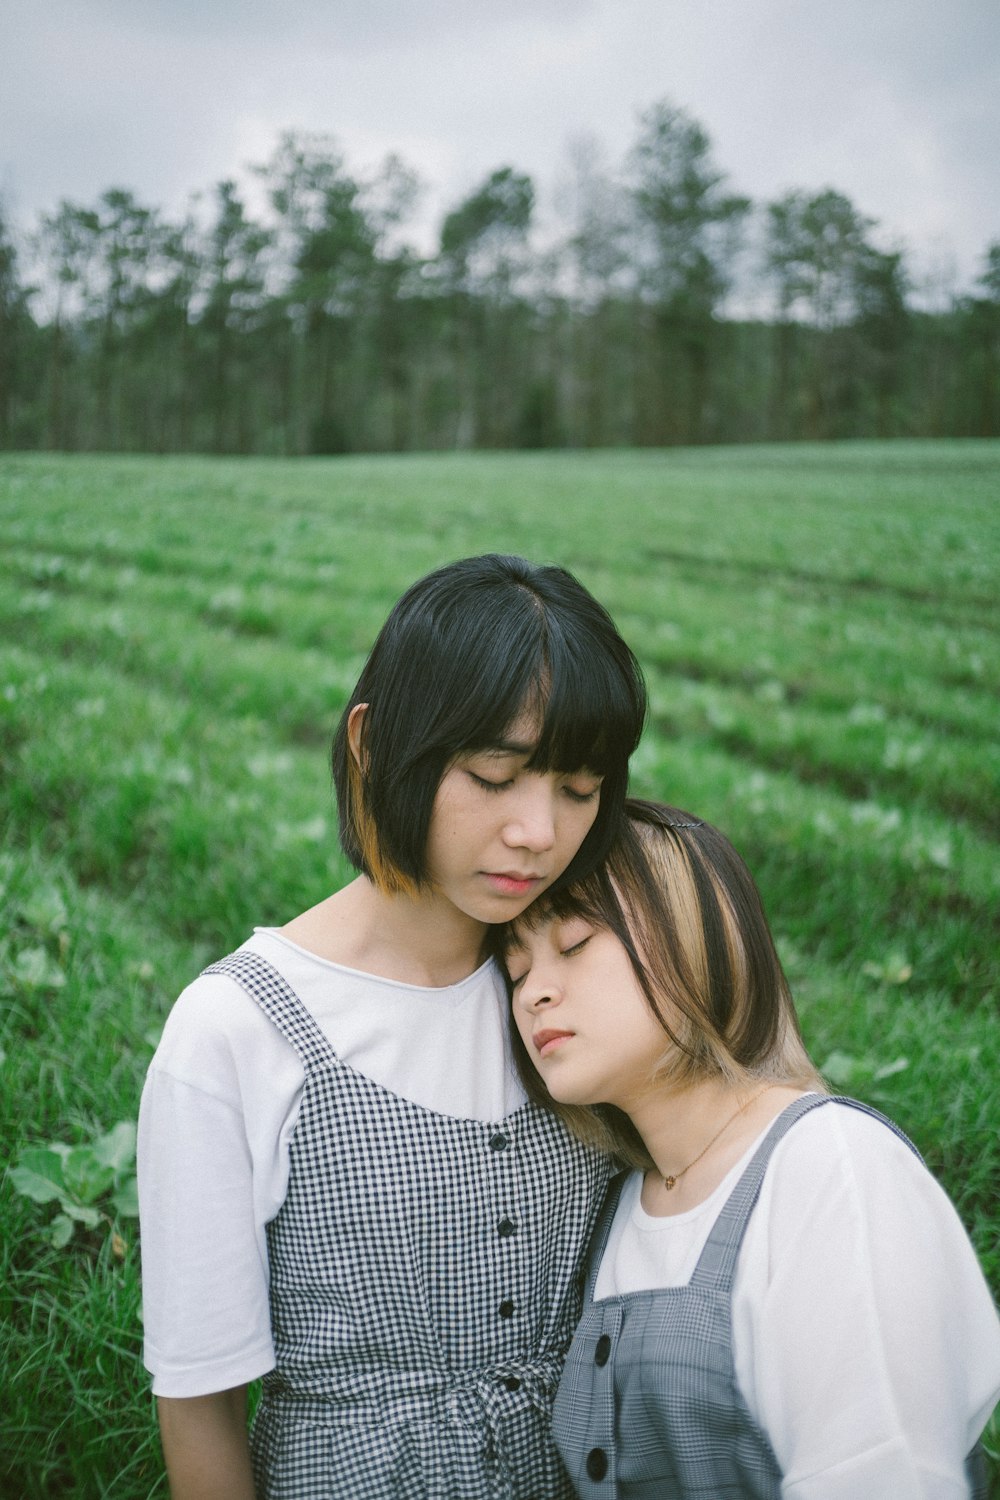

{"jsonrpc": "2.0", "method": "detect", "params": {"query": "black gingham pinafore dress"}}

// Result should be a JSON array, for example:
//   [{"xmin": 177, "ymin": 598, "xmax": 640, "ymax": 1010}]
[
  {"xmin": 207, "ymin": 950, "xmax": 613, "ymax": 1500},
  {"xmin": 553, "ymin": 1094, "xmax": 989, "ymax": 1499}
]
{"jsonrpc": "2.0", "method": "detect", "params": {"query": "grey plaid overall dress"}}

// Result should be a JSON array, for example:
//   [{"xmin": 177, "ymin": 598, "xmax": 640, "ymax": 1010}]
[
  {"xmin": 553, "ymin": 1094, "xmax": 989, "ymax": 1499},
  {"xmin": 207, "ymin": 950, "xmax": 613, "ymax": 1500}
]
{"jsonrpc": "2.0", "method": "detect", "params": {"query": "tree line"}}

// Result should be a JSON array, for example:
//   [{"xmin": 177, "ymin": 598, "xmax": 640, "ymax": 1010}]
[{"xmin": 2, "ymin": 102, "xmax": 999, "ymax": 454}]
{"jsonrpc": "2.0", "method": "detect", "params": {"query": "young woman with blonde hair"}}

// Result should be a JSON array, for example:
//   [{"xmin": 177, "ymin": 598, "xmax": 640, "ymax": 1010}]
[{"xmin": 505, "ymin": 799, "xmax": 1000, "ymax": 1498}]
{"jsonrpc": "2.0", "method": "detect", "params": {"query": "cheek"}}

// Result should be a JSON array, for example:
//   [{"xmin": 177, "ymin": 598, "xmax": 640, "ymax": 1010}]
[
  {"xmin": 511, "ymin": 997, "xmax": 544, "ymax": 1065},
  {"xmin": 563, "ymin": 798, "xmax": 599, "ymax": 850},
  {"xmin": 510, "ymin": 995, "xmax": 532, "ymax": 1045},
  {"xmin": 426, "ymin": 775, "xmax": 478, "ymax": 848}
]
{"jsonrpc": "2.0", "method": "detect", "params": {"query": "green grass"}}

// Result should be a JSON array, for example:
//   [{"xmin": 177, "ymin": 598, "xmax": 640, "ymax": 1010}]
[{"xmin": 1, "ymin": 441, "xmax": 998, "ymax": 1495}]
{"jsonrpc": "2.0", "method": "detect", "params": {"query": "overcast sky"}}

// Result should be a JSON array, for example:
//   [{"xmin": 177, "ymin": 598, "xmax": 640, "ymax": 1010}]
[{"xmin": 4, "ymin": 0, "xmax": 999, "ymax": 294}]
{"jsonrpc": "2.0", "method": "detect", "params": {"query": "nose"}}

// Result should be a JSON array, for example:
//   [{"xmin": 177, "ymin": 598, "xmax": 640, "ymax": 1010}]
[
  {"xmin": 516, "ymin": 965, "xmax": 560, "ymax": 1014},
  {"xmin": 503, "ymin": 779, "xmax": 557, "ymax": 853}
]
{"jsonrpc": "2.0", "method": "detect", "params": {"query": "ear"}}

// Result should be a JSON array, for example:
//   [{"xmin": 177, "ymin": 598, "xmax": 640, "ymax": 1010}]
[{"xmin": 347, "ymin": 702, "xmax": 369, "ymax": 770}]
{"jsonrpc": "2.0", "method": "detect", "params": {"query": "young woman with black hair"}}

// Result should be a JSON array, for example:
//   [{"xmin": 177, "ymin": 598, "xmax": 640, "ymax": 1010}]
[
  {"xmin": 505, "ymin": 800, "xmax": 1000, "ymax": 1499},
  {"xmin": 137, "ymin": 554, "xmax": 646, "ymax": 1500}
]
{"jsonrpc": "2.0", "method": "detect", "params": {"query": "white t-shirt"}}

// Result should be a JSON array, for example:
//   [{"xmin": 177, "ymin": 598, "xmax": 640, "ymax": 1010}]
[
  {"xmin": 594, "ymin": 1102, "xmax": 1000, "ymax": 1499},
  {"xmin": 137, "ymin": 928, "xmax": 525, "ymax": 1398}
]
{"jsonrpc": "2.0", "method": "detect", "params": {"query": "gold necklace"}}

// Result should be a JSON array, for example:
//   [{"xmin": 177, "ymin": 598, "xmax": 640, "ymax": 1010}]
[{"xmin": 661, "ymin": 1085, "xmax": 777, "ymax": 1190}]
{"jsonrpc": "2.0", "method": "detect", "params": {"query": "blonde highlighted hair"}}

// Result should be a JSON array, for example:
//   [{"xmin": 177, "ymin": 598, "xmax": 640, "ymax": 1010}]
[
  {"xmin": 502, "ymin": 799, "xmax": 825, "ymax": 1169},
  {"xmin": 343, "ymin": 750, "xmax": 419, "ymax": 898}
]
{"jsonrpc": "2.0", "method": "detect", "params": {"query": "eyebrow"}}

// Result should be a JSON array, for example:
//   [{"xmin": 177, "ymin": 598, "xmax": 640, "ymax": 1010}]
[
  {"xmin": 477, "ymin": 739, "xmax": 537, "ymax": 757},
  {"xmin": 470, "ymin": 741, "xmax": 604, "ymax": 775}
]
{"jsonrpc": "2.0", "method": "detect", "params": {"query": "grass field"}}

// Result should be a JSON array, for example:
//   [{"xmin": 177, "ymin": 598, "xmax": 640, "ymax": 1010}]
[{"xmin": 2, "ymin": 440, "xmax": 998, "ymax": 1496}]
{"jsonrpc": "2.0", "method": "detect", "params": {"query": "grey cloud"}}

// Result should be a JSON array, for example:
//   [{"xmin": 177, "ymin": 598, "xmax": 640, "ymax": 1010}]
[{"xmin": 3, "ymin": 0, "xmax": 997, "ymax": 287}]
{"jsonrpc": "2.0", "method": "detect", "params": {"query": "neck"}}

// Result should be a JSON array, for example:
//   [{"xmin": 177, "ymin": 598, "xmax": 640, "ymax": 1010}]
[
  {"xmin": 628, "ymin": 1076, "xmax": 747, "ymax": 1179},
  {"xmin": 625, "ymin": 1075, "xmax": 807, "ymax": 1213},
  {"xmin": 632, "ymin": 1075, "xmax": 797, "ymax": 1186},
  {"xmin": 284, "ymin": 875, "xmax": 489, "ymax": 987}
]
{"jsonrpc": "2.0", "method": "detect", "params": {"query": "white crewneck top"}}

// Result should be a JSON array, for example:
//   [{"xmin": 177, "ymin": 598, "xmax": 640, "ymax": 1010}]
[{"xmin": 138, "ymin": 928, "xmax": 525, "ymax": 1397}]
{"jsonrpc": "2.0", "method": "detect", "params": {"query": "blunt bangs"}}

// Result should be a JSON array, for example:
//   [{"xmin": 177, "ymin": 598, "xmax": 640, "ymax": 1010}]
[
  {"xmin": 333, "ymin": 553, "xmax": 646, "ymax": 890},
  {"xmin": 440, "ymin": 628, "xmax": 639, "ymax": 785}
]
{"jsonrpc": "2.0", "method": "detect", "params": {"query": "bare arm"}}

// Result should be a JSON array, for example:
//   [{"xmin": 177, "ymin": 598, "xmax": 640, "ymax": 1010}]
[{"xmin": 157, "ymin": 1386, "xmax": 256, "ymax": 1500}]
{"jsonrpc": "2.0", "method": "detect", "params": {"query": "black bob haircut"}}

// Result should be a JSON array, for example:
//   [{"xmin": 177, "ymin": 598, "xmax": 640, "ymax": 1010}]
[{"xmin": 332, "ymin": 553, "xmax": 646, "ymax": 894}]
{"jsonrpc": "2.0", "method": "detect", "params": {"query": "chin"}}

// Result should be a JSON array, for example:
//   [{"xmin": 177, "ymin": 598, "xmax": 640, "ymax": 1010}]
[{"xmin": 543, "ymin": 1078, "xmax": 595, "ymax": 1108}]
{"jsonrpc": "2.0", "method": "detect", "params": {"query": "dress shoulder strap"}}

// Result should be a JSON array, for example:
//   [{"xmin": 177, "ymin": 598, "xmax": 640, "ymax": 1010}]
[
  {"xmin": 690, "ymin": 1094, "xmax": 922, "ymax": 1291},
  {"xmin": 204, "ymin": 948, "xmax": 338, "ymax": 1073}
]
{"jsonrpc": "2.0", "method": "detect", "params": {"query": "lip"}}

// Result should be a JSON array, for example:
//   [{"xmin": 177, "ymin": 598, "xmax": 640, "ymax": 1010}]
[
  {"xmin": 483, "ymin": 872, "xmax": 543, "ymax": 896},
  {"xmin": 533, "ymin": 1028, "xmax": 574, "ymax": 1057}
]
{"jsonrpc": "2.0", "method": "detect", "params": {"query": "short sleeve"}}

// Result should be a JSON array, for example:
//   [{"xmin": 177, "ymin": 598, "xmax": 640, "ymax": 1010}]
[
  {"xmin": 733, "ymin": 1104, "xmax": 1000, "ymax": 1499},
  {"xmin": 137, "ymin": 971, "xmax": 304, "ymax": 1396}
]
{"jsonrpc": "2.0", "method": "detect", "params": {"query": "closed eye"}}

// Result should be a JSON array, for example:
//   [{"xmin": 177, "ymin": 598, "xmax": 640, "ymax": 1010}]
[
  {"xmin": 469, "ymin": 772, "xmax": 514, "ymax": 792},
  {"xmin": 563, "ymin": 784, "xmax": 600, "ymax": 804}
]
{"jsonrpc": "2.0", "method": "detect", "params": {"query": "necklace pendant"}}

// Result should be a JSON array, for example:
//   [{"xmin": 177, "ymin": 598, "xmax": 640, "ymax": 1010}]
[{"xmin": 663, "ymin": 1175, "xmax": 676, "ymax": 1190}]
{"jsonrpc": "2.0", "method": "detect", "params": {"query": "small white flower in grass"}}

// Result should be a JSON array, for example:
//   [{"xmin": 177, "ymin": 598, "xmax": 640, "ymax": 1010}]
[
  {"xmin": 823, "ymin": 1049, "xmax": 908, "ymax": 1088},
  {"xmin": 847, "ymin": 702, "xmax": 886, "ymax": 726},
  {"xmin": 883, "ymin": 738, "xmax": 925, "ymax": 770},
  {"xmin": 300, "ymin": 816, "xmax": 328, "ymax": 842},
  {"xmin": 926, "ymin": 838, "xmax": 952, "ymax": 870},
  {"xmin": 850, "ymin": 801, "xmax": 901, "ymax": 837},
  {"xmin": 873, "ymin": 1057, "xmax": 909, "ymax": 1081},
  {"xmin": 248, "ymin": 751, "xmax": 294, "ymax": 779},
  {"xmin": 861, "ymin": 953, "xmax": 913, "ymax": 985},
  {"xmin": 903, "ymin": 835, "xmax": 952, "ymax": 871},
  {"xmin": 19, "ymin": 886, "xmax": 68, "ymax": 937},
  {"xmin": 208, "ymin": 586, "xmax": 245, "ymax": 614},
  {"xmin": 21, "ymin": 591, "xmax": 54, "ymax": 612},
  {"xmin": 12, "ymin": 947, "xmax": 66, "ymax": 990},
  {"xmin": 821, "ymin": 1050, "xmax": 857, "ymax": 1087},
  {"xmin": 706, "ymin": 703, "xmax": 736, "ymax": 732},
  {"xmin": 163, "ymin": 762, "xmax": 194, "ymax": 788},
  {"xmin": 275, "ymin": 816, "xmax": 328, "ymax": 847}
]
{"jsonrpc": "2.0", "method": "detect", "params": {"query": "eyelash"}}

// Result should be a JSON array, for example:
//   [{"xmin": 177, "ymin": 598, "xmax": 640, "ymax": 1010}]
[
  {"xmin": 469, "ymin": 773, "xmax": 512, "ymax": 793},
  {"xmin": 468, "ymin": 772, "xmax": 599, "ymax": 803},
  {"xmin": 507, "ymin": 934, "xmax": 591, "ymax": 989}
]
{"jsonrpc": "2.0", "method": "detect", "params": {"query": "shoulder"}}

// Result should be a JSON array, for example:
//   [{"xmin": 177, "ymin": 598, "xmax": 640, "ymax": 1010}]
[
  {"xmin": 734, "ymin": 1098, "xmax": 1000, "ymax": 1485},
  {"xmin": 755, "ymin": 1097, "xmax": 978, "ymax": 1274},
  {"xmin": 768, "ymin": 1097, "xmax": 927, "ymax": 1197},
  {"xmin": 148, "ymin": 934, "xmax": 305, "ymax": 1105}
]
